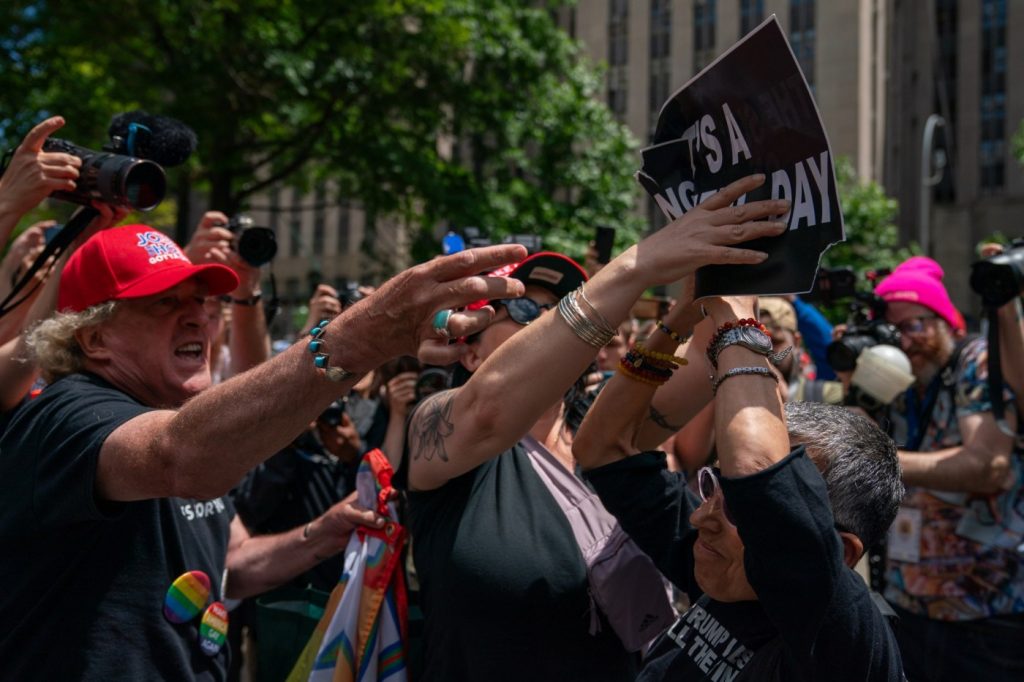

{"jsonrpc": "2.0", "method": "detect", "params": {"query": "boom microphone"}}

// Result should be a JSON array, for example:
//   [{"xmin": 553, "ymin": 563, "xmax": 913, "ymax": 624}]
[{"xmin": 107, "ymin": 110, "xmax": 198, "ymax": 167}]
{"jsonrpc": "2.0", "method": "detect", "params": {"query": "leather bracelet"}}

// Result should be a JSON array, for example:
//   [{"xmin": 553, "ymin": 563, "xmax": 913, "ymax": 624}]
[{"xmin": 230, "ymin": 292, "xmax": 263, "ymax": 306}]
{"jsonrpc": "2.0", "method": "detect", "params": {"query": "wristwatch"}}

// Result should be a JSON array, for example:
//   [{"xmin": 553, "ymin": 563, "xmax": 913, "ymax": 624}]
[{"xmin": 709, "ymin": 326, "xmax": 773, "ymax": 368}]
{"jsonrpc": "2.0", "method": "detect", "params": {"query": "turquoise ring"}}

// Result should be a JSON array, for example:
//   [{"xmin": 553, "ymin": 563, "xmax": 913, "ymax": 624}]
[{"xmin": 432, "ymin": 308, "xmax": 454, "ymax": 339}]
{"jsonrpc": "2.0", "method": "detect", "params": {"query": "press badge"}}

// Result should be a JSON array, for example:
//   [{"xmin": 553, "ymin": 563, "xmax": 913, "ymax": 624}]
[{"xmin": 887, "ymin": 507, "xmax": 922, "ymax": 563}]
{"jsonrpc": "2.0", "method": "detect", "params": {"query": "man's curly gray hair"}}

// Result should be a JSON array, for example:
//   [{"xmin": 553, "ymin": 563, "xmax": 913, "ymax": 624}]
[{"xmin": 25, "ymin": 302, "xmax": 120, "ymax": 381}]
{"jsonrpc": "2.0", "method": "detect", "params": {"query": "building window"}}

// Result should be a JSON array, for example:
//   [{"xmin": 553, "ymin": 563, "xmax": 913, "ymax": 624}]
[
  {"xmin": 288, "ymin": 218, "xmax": 302, "ymax": 258},
  {"xmin": 607, "ymin": 0, "xmax": 629, "ymax": 120},
  {"xmin": 789, "ymin": 0, "xmax": 815, "ymax": 89},
  {"xmin": 313, "ymin": 184, "xmax": 326, "ymax": 254},
  {"xmin": 649, "ymin": 0, "xmax": 672, "ymax": 134},
  {"xmin": 693, "ymin": 0, "xmax": 716, "ymax": 72},
  {"xmin": 934, "ymin": 0, "xmax": 957, "ymax": 202},
  {"xmin": 337, "ymin": 201, "xmax": 351, "ymax": 254},
  {"xmin": 980, "ymin": 0, "xmax": 1006, "ymax": 191},
  {"xmin": 740, "ymin": 0, "xmax": 764, "ymax": 36}
]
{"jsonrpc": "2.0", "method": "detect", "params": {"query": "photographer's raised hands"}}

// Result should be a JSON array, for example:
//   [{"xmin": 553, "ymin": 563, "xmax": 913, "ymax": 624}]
[
  {"xmin": 0, "ymin": 117, "xmax": 82, "ymax": 246},
  {"xmin": 184, "ymin": 211, "xmax": 262, "ymax": 295}
]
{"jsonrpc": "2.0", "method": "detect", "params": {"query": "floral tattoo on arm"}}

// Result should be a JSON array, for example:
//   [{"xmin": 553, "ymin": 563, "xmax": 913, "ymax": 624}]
[{"xmin": 411, "ymin": 391, "xmax": 456, "ymax": 462}]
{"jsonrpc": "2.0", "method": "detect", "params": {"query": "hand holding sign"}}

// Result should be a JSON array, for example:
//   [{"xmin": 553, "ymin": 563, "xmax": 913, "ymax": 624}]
[
  {"xmin": 637, "ymin": 16, "xmax": 843, "ymax": 298},
  {"xmin": 632, "ymin": 174, "xmax": 788, "ymax": 290}
]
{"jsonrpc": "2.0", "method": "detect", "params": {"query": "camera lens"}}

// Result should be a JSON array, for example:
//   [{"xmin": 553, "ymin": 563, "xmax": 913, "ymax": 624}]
[
  {"xmin": 827, "ymin": 334, "xmax": 874, "ymax": 373},
  {"xmin": 971, "ymin": 251, "xmax": 1024, "ymax": 307},
  {"xmin": 121, "ymin": 160, "xmax": 166, "ymax": 211},
  {"xmin": 237, "ymin": 227, "xmax": 278, "ymax": 267}
]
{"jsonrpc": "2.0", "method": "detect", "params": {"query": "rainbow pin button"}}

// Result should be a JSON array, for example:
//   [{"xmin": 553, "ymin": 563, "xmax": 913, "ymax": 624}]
[
  {"xmin": 198, "ymin": 602, "xmax": 229, "ymax": 656},
  {"xmin": 163, "ymin": 570, "xmax": 211, "ymax": 624}
]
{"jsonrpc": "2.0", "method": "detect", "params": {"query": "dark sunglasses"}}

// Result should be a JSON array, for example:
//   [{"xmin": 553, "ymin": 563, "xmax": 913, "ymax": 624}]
[
  {"xmin": 496, "ymin": 298, "xmax": 553, "ymax": 326},
  {"xmin": 697, "ymin": 466, "xmax": 737, "ymax": 525}
]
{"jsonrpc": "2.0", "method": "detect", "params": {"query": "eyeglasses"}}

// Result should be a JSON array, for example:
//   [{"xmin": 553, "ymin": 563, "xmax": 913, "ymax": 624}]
[
  {"xmin": 496, "ymin": 298, "xmax": 553, "ymax": 326},
  {"xmin": 894, "ymin": 315, "xmax": 936, "ymax": 335},
  {"xmin": 698, "ymin": 466, "xmax": 855, "ymax": 536},
  {"xmin": 696, "ymin": 466, "xmax": 736, "ymax": 525}
]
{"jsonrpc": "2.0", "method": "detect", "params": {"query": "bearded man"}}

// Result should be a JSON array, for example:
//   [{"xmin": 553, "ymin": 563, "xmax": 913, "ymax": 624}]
[{"xmin": 876, "ymin": 256, "xmax": 1024, "ymax": 681}]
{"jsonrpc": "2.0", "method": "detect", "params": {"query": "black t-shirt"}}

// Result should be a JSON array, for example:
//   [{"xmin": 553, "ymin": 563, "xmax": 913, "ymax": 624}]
[
  {"xmin": 403, "ymin": 442, "xmax": 638, "ymax": 682},
  {"xmin": 0, "ymin": 373, "xmax": 234, "ymax": 681},
  {"xmin": 233, "ymin": 436, "xmax": 354, "ymax": 591},
  {"xmin": 584, "ymin": 449, "xmax": 905, "ymax": 681}
]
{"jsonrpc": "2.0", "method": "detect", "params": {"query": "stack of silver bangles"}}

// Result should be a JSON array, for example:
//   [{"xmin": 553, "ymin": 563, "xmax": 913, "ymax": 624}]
[{"xmin": 557, "ymin": 286, "xmax": 616, "ymax": 349}]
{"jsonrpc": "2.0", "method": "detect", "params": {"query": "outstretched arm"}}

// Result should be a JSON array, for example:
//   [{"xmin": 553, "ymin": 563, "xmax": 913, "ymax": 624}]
[
  {"xmin": 408, "ymin": 175, "xmax": 790, "ymax": 490},
  {"xmin": 96, "ymin": 245, "xmax": 528, "ymax": 503}
]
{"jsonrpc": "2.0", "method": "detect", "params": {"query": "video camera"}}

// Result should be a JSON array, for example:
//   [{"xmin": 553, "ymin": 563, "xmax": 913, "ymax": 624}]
[
  {"xmin": 1, "ymin": 111, "xmax": 196, "ymax": 212},
  {"xmin": 825, "ymin": 294, "xmax": 901, "ymax": 373},
  {"xmin": 225, "ymin": 214, "xmax": 277, "ymax": 267},
  {"xmin": 970, "ymin": 239, "xmax": 1024, "ymax": 307},
  {"xmin": 825, "ymin": 290, "xmax": 915, "ymax": 412}
]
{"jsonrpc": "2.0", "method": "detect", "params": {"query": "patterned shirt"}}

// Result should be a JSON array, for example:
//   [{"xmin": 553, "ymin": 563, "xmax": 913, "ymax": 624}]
[{"xmin": 884, "ymin": 337, "xmax": 1024, "ymax": 621}]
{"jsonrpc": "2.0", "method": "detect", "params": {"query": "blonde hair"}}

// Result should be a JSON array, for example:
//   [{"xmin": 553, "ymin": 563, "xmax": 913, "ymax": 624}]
[{"xmin": 26, "ymin": 302, "xmax": 119, "ymax": 381}]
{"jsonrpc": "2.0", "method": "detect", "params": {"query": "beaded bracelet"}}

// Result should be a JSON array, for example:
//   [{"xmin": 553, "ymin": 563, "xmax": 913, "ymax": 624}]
[
  {"xmin": 618, "ymin": 359, "xmax": 673, "ymax": 386},
  {"xmin": 634, "ymin": 343, "xmax": 688, "ymax": 367},
  {"xmin": 620, "ymin": 350, "xmax": 675, "ymax": 378},
  {"xmin": 709, "ymin": 366, "xmax": 777, "ymax": 395},
  {"xmin": 308, "ymin": 318, "xmax": 354, "ymax": 382},
  {"xmin": 656, "ymin": 320, "xmax": 691, "ymax": 345}
]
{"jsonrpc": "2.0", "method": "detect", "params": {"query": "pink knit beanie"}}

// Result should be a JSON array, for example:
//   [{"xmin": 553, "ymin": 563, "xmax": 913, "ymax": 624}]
[{"xmin": 874, "ymin": 256, "xmax": 965, "ymax": 331}]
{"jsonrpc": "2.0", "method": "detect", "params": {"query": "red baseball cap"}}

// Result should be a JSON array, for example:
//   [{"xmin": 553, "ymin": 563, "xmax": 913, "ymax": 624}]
[
  {"xmin": 465, "ymin": 251, "xmax": 588, "ymax": 311},
  {"xmin": 58, "ymin": 225, "xmax": 240, "ymax": 312}
]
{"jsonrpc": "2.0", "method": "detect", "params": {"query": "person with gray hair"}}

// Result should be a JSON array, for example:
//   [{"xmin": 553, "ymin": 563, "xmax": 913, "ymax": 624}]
[{"xmin": 574, "ymin": 293, "xmax": 906, "ymax": 681}]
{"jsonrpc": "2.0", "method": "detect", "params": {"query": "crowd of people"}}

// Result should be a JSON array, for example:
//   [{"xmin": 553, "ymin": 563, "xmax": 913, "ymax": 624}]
[{"xmin": 0, "ymin": 115, "xmax": 1022, "ymax": 682}]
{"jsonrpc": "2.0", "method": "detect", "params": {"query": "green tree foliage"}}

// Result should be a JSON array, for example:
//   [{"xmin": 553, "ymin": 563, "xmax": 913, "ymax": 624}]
[
  {"xmin": 0, "ymin": 1, "xmax": 641, "ymax": 267},
  {"xmin": 1013, "ymin": 119, "xmax": 1024, "ymax": 166},
  {"xmin": 823, "ymin": 157, "xmax": 916, "ymax": 275},
  {"xmin": 815, "ymin": 157, "xmax": 916, "ymax": 322}
]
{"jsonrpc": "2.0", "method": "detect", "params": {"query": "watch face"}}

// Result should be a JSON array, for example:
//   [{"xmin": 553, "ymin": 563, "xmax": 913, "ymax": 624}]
[{"xmin": 738, "ymin": 327, "xmax": 772, "ymax": 353}]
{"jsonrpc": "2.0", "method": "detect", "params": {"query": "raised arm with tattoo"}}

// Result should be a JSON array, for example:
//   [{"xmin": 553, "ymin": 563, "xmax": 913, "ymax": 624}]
[{"xmin": 408, "ymin": 175, "xmax": 790, "ymax": 491}]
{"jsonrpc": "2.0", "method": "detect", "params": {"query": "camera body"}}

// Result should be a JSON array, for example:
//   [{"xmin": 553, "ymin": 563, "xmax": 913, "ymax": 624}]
[
  {"xmin": 827, "ymin": 318, "xmax": 901, "ymax": 373},
  {"xmin": 970, "ymin": 238, "xmax": 1024, "ymax": 307},
  {"xmin": 225, "ymin": 214, "xmax": 277, "ymax": 267},
  {"xmin": 41, "ymin": 137, "xmax": 166, "ymax": 211}
]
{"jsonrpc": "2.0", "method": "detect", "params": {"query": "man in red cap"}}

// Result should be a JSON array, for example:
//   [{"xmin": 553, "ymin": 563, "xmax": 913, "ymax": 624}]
[
  {"xmin": 874, "ymin": 255, "xmax": 1024, "ymax": 681},
  {"xmin": 0, "ymin": 223, "xmax": 526, "ymax": 680}
]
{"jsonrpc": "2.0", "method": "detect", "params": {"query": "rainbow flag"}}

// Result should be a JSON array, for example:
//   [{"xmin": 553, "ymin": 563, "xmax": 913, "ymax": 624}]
[{"xmin": 288, "ymin": 449, "xmax": 409, "ymax": 682}]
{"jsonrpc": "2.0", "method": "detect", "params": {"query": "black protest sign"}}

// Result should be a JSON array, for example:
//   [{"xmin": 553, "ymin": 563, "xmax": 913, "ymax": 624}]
[{"xmin": 636, "ymin": 16, "xmax": 843, "ymax": 298}]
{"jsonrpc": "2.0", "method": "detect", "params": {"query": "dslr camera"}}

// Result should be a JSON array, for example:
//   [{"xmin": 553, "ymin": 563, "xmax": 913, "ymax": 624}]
[
  {"xmin": 225, "ymin": 215, "xmax": 277, "ymax": 267},
  {"xmin": 826, "ymin": 293, "xmax": 914, "ymax": 412},
  {"xmin": 827, "ymin": 303, "xmax": 901, "ymax": 372},
  {"xmin": 970, "ymin": 239, "xmax": 1024, "ymax": 307}
]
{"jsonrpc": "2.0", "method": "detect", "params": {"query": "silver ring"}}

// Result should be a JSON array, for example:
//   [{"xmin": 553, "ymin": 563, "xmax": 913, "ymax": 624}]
[{"xmin": 432, "ymin": 308, "xmax": 453, "ymax": 339}]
